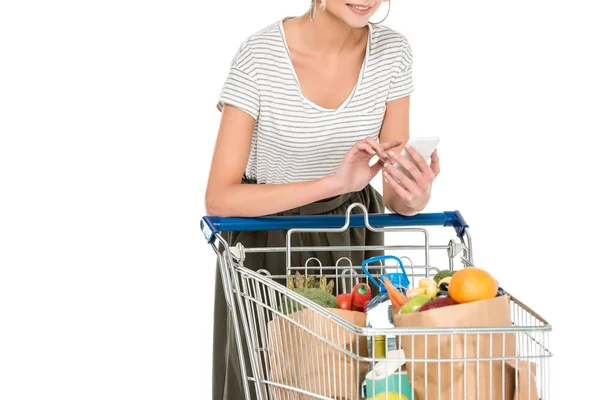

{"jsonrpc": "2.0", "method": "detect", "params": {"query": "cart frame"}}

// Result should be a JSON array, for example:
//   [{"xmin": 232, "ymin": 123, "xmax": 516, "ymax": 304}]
[{"xmin": 202, "ymin": 203, "xmax": 552, "ymax": 400}]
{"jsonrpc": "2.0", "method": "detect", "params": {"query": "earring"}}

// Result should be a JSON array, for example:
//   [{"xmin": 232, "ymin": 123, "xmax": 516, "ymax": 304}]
[
  {"xmin": 309, "ymin": 0, "xmax": 317, "ymax": 21},
  {"xmin": 371, "ymin": 0, "xmax": 391, "ymax": 25}
]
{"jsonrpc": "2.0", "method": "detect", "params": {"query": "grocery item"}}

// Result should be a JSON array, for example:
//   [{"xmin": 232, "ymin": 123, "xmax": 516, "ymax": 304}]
[
  {"xmin": 425, "ymin": 281, "xmax": 438, "ymax": 297},
  {"xmin": 352, "ymin": 282, "xmax": 372, "ymax": 312},
  {"xmin": 362, "ymin": 255, "xmax": 410, "ymax": 312},
  {"xmin": 287, "ymin": 272, "xmax": 334, "ymax": 293},
  {"xmin": 373, "ymin": 335, "xmax": 386, "ymax": 358},
  {"xmin": 406, "ymin": 286, "xmax": 425, "ymax": 299},
  {"xmin": 438, "ymin": 282, "xmax": 450, "ymax": 292},
  {"xmin": 279, "ymin": 287, "xmax": 338, "ymax": 315},
  {"xmin": 392, "ymin": 295, "xmax": 525, "ymax": 400},
  {"xmin": 361, "ymin": 257, "xmax": 407, "ymax": 361},
  {"xmin": 438, "ymin": 276, "xmax": 452, "ymax": 286},
  {"xmin": 365, "ymin": 300, "xmax": 396, "ymax": 359},
  {"xmin": 280, "ymin": 273, "xmax": 338, "ymax": 314},
  {"xmin": 416, "ymin": 278, "xmax": 439, "ymax": 298},
  {"xmin": 304, "ymin": 275, "xmax": 316, "ymax": 288},
  {"xmin": 418, "ymin": 278, "xmax": 436, "ymax": 288},
  {"xmin": 336, "ymin": 293, "xmax": 353, "ymax": 310},
  {"xmin": 365, "ymin": 349, "xmax": 406, "ymax": 379},
  {"xmin": 367, "ymin": 392, "xmax": 405, "ymax": 400},
  {"xmin": 267, "ymin": 307, "xmax": 368, "ymax": 400},
  {"xmin": 319, "ymin": 274, "xmax": 335, "ymax": 294},
  {"xmin": 433, "ymin": 269, "xmax": 455, "ymax": 284},
  {"xmin": 368, "ymin": 393, "xmax": 410, "ymax": 400},
  {"xmin": 448, "ymin": 267, "xmax": 498, "ymax": 303},
  {"xmin": 383, "ymin": 276, "xmax": 408, "ymax": 308},
  {"xmin": 363, "ymin": 357, "xmax": 413, "ymax": 400},
  {"xmin": 399, "ymin": 294, "xmax": 431, "ymax": 314},
  {"xmin": 419, "ymin": 295, "xmax": 458, "ymax": 312}
]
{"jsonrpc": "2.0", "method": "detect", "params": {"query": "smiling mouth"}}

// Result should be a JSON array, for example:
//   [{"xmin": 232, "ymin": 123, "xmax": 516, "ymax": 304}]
[{"xmin": 346, "ymin": 3, "xmax": 373, "ymax": 14}]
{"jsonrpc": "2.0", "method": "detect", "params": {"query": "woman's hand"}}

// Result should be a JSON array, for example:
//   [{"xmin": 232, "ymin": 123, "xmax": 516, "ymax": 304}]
[
  {"xmin": 333, "ymin": 137, "xmax": 402, "ymax": 194},
  {"xmin": 382, "ymin": 145, "xmax": 440, "ymax": 212}
]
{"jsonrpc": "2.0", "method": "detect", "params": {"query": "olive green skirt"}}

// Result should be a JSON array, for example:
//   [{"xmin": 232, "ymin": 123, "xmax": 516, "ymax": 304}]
[{"xmin": 212, "ymin": 183, "xmax": 385, "ymax": 400}]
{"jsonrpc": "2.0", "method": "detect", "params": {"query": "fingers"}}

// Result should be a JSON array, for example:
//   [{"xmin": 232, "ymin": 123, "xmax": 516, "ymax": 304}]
[
  {"xmin": 387, "ymin": 153, "xmax": 429, "ymax": 190},
  {"xmin": 430, "ymin": 149, "xmax": 440, "ymax": 177},
  {"xmin": 382, "ymin": 161, "xmax": 420, "ymax": 193},
  {"xmin": 348, "ymin": 137, "xmax": 408, "ymax": 168},
  {"xmin": 361, "ymin": 137, "xmax": 387, "ymax": 158},
  {"xmin": 352, "ymin": 141, "xmax": 376, "ymax": 156},
  {"xmin": 383, "ymin": 147, "xmax": 441, "ymax": 209},
  {"xmin": 405, "ymin": 145, "xmax": 436, "ymax": 181},
  {"xmin": 363, "ymin": 137, "xmax": 403, "ymax": 159},
  {"xmin": 370, "ymin": 160, "xmax": 383, "ymax": 178},
  {"xmin": 382, "ymin": 170, "xmax": 412, "ymax": 200}
]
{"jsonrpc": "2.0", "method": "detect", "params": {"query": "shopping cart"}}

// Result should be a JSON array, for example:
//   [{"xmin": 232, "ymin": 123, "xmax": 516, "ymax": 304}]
[{"xmin": 202, "ymin": 203, "xmax": 552, "ymax": 399}]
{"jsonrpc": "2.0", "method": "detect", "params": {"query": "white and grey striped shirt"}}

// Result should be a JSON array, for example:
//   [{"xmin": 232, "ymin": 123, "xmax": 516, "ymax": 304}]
[{"xmin": 217, "ymin": 19, "xmax": 414, "ymax": 184}]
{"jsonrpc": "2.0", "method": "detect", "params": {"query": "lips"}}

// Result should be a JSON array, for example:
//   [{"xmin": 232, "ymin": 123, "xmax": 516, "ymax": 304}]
[{"xmin": 346, "ymin": 3, "xmax": 373, "ymax": 16}]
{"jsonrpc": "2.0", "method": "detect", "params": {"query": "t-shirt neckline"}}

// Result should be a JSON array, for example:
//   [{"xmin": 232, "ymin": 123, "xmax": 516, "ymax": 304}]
[{"xmin": 277, "ymin": 18, "xmax": 372, "ymax": 113}]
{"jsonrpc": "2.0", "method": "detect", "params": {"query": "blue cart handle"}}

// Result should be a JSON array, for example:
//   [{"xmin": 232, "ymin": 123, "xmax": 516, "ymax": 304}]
[{"xmin": 202, "ymin": 210, "xmax": 468, "ymax": 242}]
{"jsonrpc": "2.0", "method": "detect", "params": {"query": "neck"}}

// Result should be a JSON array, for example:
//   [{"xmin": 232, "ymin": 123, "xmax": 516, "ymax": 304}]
[{"xmin": 296, "ymin": 11, "xmax": 368, "ymax": 54}]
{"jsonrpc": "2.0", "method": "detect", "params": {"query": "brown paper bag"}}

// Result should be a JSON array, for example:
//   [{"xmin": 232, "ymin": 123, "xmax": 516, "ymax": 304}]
[
  {"xmin": 392, "ymin": 295, "xmax": 539, "ymax": 400},
  {"xmin": 267, "ymin": 308, "xmax": 368, "ymax": 400},
  {"xmin": 507, "ymin": 360, "xmax": 539, "ymax": 400}
]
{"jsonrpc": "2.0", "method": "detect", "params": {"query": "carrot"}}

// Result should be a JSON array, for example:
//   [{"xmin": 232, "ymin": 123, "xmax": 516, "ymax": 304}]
[
  {"xmin": 395, "ymin": 287, "xmax": 409, "ymax": 306},
  {"xmin": 384, "ymin": 278, "xmax": 403, "ymax": 307},
  {"xmin": 392, "ymin": 285, "xmax": 408, "ymax": 306},
  {"xmin": 383, "ymin": 276, "xmax": 408, "ymax": 307},
  {"xmin": 382, "ymin": 277, "xmax": 400, "ymax": 307}
]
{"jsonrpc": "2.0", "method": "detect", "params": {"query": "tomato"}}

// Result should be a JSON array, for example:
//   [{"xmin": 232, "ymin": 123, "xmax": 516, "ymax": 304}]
[{"xmin": 336, "ymin": 293, "xmax": 353, "ymax": 310}]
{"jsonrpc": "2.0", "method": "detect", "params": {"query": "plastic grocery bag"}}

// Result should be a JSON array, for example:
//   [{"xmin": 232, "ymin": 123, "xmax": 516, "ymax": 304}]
[
  {"xmin": 392, "ymin": 295, "xmax": 539, "ymax": 400},
  {"xmin": 267, "ymin": 308, "xmax": 368, "ymax": 400}
]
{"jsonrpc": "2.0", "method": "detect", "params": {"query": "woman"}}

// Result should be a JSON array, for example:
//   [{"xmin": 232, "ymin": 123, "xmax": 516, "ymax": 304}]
[{"xmin": 206, "ymin": 0, "xmax": 440, "ymax": 398}]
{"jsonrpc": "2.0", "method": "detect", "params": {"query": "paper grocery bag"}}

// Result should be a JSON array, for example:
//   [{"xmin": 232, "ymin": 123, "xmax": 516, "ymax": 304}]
[
  {"xmin": 392, "ymin": 295, "xmax": 538, "ymax": 400},
  {"xmin": 507, "ymin": 360, "xmax": 539, "ymax": 400},
  {"xmin": 267, "ymin": 308, "xmax": 368, "ymax": 400}
]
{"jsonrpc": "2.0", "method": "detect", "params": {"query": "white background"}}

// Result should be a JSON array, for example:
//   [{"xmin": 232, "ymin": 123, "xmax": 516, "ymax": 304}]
[{"xmin": 1, "ymin": 0, "xmax": 598, "ymax": 398}]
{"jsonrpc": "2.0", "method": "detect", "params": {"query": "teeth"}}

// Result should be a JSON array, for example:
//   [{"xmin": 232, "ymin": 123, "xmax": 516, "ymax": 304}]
[{"xmin": 350, "ymin": 5, "xmax": 370, "ymax": 10}]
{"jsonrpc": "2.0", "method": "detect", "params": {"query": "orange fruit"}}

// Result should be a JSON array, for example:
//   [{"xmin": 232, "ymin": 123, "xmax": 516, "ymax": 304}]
[{"xmin": 448, "ymin": 267, "xmax": 498, "ymax": 303}]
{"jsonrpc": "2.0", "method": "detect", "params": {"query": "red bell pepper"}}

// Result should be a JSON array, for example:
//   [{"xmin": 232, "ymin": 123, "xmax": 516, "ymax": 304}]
[
  {"xmin": 351, "ymin": 283, "xmax": 371, "ymax": 312},
  {"xmin": 336, "ymin": 293, "xmax": 353, "ymax": 310}
]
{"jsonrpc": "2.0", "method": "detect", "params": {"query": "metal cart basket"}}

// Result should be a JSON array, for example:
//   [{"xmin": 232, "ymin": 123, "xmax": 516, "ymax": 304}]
[{"xmin": 202, "ymin": 204, "xmax": 552, "ymax": 399}]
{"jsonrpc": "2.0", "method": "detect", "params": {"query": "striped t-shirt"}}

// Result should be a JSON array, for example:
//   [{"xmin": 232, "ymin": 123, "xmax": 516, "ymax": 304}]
[{"xmin": 217, "ymin": 19, "xmax": 414, "ymax": 184}]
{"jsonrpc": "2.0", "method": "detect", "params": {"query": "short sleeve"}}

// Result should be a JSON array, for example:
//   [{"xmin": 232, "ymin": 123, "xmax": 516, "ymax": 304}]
[
  {"xmin": 217, "ymin": 44, "xmax": 260, "ymax": 120},
  {"xmin": 386, "ymin": 40, "xmax": 414, "ymax": 102}
]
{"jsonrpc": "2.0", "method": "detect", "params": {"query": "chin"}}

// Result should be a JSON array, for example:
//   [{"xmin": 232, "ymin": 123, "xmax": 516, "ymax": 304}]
[
  {"xmin": 328, "ymin": 11, "xmax": 370, "ymax": 28},
  {"xmin": 343, "ymin": 17, "xmax": 371, "ymax": 28}
]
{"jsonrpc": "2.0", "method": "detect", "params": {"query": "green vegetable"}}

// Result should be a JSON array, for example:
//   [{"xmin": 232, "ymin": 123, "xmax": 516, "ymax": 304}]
[
  {"xmin": 433, "ymin": 270, "xmax": 455, "ymax": 284},
  {"xmin": 320, "ymin": 275, "xmax": 334, "ymax": 294},
  {"xmin": 279, "ymin": 288, "xmax": 339, "ymax": 315},
  {"xmin": 279, "ymin": 273, "xmax": 337, "ymax": 315}
]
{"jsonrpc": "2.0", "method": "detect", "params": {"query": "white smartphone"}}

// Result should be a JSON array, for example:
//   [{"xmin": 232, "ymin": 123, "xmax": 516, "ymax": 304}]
[{"xmin": 392, "ymin": 137, "xmax": 440, "ymax": 180}]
